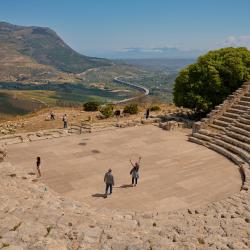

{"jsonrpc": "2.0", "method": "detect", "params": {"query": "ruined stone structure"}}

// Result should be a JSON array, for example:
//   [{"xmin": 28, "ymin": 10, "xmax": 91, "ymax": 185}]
[
  {"xmin": 190, "ymin": 81, "xmax": 250, "ymax": 190},
  {"xmin": 0, "ymin": 82, "xmax": 250, "ymax": 249}
]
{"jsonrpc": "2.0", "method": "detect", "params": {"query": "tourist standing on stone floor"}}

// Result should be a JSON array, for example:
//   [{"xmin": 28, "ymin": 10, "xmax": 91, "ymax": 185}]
[
  {"xmin": 50, "ymin": 111, "xmax": 55, "ymax": 120},
  {"xmin": 114, "ymin": 109, "xmax": 121, "ymax": 123},
  {"xmin": 145, "ymin": 108, "xmax": 150, "ymax": 119},
  {"xmin": 62, "ymin": 114, "xmax": 68, "ymax": 129},
  {"xmin": 36, "ymin": 156, "xmax": 41, "ymax": 177},
  {"xmin": 104, "ymin": 168, "xmax": 114, "ymax": 196},
  {"xmin": 130, "ymin": 157, "xmax": 142, "ymax": 186}
]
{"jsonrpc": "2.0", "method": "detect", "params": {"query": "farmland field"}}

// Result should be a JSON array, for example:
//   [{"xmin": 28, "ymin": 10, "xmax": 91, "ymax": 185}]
[{"xmin": 0, "ymin": 82, "xmax": 139, "ymax": 116}]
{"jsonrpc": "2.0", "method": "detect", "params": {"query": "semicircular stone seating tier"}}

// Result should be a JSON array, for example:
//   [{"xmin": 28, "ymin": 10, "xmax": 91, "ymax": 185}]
[{"xmin": 190, "ymin": 81, "xmax": 250, "ymax": 191}]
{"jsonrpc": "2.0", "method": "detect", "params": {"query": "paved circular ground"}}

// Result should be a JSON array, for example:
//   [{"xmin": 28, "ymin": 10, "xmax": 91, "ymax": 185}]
[{"xmin": 8, "ymin": 125, "xmax": 242, "ymax": 213}]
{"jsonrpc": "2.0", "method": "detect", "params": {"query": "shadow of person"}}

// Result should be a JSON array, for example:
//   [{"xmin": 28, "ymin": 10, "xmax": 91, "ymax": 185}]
[
  {"xmin": 92, "ymin": 149, "xmax": 100, "ymax": 154},
  {"xmin": 78, "ymin": 142, "xmax": 87, "ymax": 146},
  {"xmin": 92, "ymin": 193, "xmax": 107, "ymax": 198},
  {"xmin": 119, "ymin": 184, "xmax": 133, "ymax": 188}
]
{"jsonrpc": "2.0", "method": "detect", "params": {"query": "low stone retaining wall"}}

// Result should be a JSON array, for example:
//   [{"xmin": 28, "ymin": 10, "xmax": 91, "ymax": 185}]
[
  {"xmin": 0, "ymin": 129, "xmax": 70, "ymax": 145},
  {"xmin": 0, "ymin": 143, "xmax": 7, "ymax": 162}
]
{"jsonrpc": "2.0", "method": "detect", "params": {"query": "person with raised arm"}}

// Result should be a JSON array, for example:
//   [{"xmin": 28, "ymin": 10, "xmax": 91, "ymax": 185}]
[{"xmin": 129, "ymin": 157, "xmax": 142, "ymax": 187}]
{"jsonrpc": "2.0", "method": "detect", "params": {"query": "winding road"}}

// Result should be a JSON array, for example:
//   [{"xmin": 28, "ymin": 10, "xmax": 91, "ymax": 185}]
[{"xmin": 113, "ymin": 77, "xmax": 149, "ymax": 104}]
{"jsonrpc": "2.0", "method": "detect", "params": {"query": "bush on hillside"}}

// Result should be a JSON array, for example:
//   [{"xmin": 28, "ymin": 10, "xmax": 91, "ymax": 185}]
[
  {"xmin": 173, "ymin": 47, "xmax": 250, "ymax": 113},
  {"xmin": 150, "ymin": 105, "xmax": 161, "ymax": 111},
  {"xmin": 100, "ymin": 105, "xmax": 114, "ymax": 118},
  {"xmin": 83, "ymin": 102, "xmax": 100, "ymax": 111},
  {"xmin": 123, "ymin": 103, "xmax": 139, "ymax": 114}
]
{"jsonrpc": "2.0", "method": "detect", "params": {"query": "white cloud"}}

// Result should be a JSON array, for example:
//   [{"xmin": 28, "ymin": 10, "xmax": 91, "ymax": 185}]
[{"xmin": 222, "ymin": 35, "xmax": 250, "ymax": 49}]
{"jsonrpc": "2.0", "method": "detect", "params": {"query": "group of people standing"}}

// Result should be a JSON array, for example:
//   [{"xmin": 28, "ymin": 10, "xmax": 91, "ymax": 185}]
[
  {"xmin": 104, "ymin": 157, "xmax": 142, "ymax": 197},
  {"xmin": 35, "ymin": 156, "xmax": 142, "ymax": 197},
  {"xmin": 49, "ymin": 107, "xmax": 150, "ymax": 130},
  {"xmin": 39, "ymin": 109, "xmax": 146, "ymax": 196},
  {"xmin": 49, "ymin": 111, "xmax": 68, "ymax": 129}
]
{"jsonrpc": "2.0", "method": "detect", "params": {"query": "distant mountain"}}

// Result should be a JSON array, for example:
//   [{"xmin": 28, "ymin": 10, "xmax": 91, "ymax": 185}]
[
  {"xmin": 97, "ymin": 47, "xmax": 204, "ymax": 59},
  {"xmin": 117, "ymin": 58, "xmax": 195, "ymax": 72},
  {"xmin": 0, "ymin": 21, "xmax": 111, "ymax": 83}
]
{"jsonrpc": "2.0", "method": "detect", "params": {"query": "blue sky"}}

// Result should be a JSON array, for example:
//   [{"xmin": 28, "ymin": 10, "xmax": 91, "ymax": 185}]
[{"xmin": 1, "ymin": 0, "xmax": 250, "ymax": 57}]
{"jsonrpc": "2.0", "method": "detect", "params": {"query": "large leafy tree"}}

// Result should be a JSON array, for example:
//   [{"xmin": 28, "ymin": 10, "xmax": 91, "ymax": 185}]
[{"xmin": 173, "ymin": 47, "xmax": 250, "ymax": 113}]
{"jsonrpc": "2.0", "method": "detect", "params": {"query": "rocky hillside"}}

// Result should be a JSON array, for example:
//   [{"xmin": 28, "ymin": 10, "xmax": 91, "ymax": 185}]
[{"xmin": 0, "ymin": 22, "xmax": 111, "ymax": 83}]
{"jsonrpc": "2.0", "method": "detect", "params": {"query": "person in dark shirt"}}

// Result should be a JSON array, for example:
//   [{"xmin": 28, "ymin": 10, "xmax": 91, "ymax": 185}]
[
  {"xmin": 146, "ymin": 108, "xmax": 150, "ymax": 119},
  {"xmin": 36, "ymin": 156, "xmax": 41, "ymax": 177}
]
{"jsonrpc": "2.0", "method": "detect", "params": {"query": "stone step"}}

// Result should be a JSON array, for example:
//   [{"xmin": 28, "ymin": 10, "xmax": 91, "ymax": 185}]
[
  {"xmin": 238, "ymin": 100, "xmax": 250, "ymax": 107},
  {"xmin": 217, "ymin": 134, "xmax": 250, "ymax": 153},
  {"xmin": 244, "ymin": 92, "xmax": 250, "ymax": 97},
  {"xmin": 206, "ymin": 142, "xmax": 245, "ymax": 165},
  {"xmin": 234, "ymin": 122, "xmax": 250, "ymax": 132},
  {"xmin": 242, "ymin": 114, "xmax": 250, "ymax": 120},
  {"xmin": 238, "ymin": 117, "xmax": 250, "ymax": 125},
  {"xmin": 212, "ymin": 138, "xmax": 250, "ymax": 164},
  {"xmin": 188, "ymin": 136, "xmax": 207, "ymax": 146},
  {"xmin": 232, "ymin": 104, "xmax": 249, "ymax": 111},
  {"xmin": 226, "ymin": 131, "xmax": 250, "ymax": 144},
  {"xmin": 213, "ymin": 119, "xmax": 231, "ymax": 128},
  {"xmin": 228, "ymin": 125, "xmax": 250, "ymax": 138},
  {"xmin": 222, "ymin": 112, "xmax": 240, "ymax": 119},
  {"xmin": 241, "ymin": 96, "xmax": 250, "ymax": 102},
  {"xmin": 208, "ymin": 124, "xmax": 225, "ymax": 131},
  {"xmin": 218, "ymin": 116, "xmax": 235, "ymax": 123},
  {"xmin": 227, "ymin": 108, "xmax": 245, "ymax": 115},
  {"xmin": 192, "ymin": 132, "xmax": 213, "ymax": 142},
  {"xmin": 198, "ymin": 129, "xmax": 218, "ymax": 137}
]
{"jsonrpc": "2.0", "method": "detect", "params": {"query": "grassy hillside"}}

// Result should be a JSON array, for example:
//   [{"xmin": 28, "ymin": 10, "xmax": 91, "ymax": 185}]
[{"xmin": 0, "ymin": 21, "xmax": 111, "ymax": 83}]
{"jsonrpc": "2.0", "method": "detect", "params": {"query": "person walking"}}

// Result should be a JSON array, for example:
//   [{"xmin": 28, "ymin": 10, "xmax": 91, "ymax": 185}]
[
  {"xmin": 62, "ymin": 114, "xmax": 68, "ymax": 129},
  {"xmin": 114, "ymin": 109, "xmax": 121, "ymax": 123},
  {"xmin": 36, "ymin": 156, "xmax": 41, "ymax": 178},
  {"xmin": 145, "ymin": 108, "xmax": 150, "ymax": 119},
  {"xmin": 50, "ymin": 111, "xmax": 55, "ymax": 120},
  {"xmin": 130, "ymin": 157, "xmax": 142, "ymax": 186},
  {"xmin": 104, "ymin": 168, "xmax": 114, "ymax": 196}
]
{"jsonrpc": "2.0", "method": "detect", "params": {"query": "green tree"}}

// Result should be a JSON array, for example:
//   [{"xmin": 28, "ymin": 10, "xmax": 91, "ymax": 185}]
[
  {"xmin": 100, "ymin": 105, "xmax": 114, "ymax": 118},
  {"xmin": 83, "ymin": 102, "xmax": 100, "ymax": 111},
  {"xmin": 123, "ymin": 103, "xmax": 139, "ymax": 114},
  {"xmin": 173, "ymin": 47, "xmax": 250, "ymax": 113}
]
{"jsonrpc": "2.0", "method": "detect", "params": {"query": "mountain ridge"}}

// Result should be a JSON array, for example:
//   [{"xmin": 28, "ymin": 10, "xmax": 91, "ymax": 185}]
[{"xmin": 0, "ymin": 21, "xmax": 111, "ymax": 83}]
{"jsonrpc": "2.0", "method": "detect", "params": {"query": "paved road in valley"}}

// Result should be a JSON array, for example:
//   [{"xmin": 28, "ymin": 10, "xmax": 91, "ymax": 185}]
[{"xmin": 113, "ymin": 77, "xmax": 149, "ymax": 104}]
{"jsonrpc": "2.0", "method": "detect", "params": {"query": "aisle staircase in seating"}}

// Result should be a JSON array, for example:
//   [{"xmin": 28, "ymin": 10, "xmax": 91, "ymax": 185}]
[{"xmin": 189, "ymin": 81, "xmax": 250, "ymax": 170}]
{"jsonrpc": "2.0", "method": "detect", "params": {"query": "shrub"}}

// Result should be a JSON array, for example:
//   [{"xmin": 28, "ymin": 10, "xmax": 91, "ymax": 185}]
[
  {"xmin": 150, "ymin": 105, "xmax": 161, "ymax": 111},
  {"xmin": 123, "ymin": 103, "xmax": 139, "ymax": 114},
  {"xmin": 173, "ymin": 47, "xmax": 250, "ymax": 113},
  {"xmin": 83, "ymin": 102, "xmax": 100, "ymax": 111},
  {"xmin": 100, "ymin": 105, "xmax": 114, "ymax": 118}
]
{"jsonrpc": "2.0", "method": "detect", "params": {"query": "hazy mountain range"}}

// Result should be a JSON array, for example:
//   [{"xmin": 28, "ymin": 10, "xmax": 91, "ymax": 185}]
[
  {"xmin": 0, "ymin": 21, "xmax": 198, "ymax": 84},
  {"xmin": 86, "ymin": 47, "xmax": 204, "ymax": 59}
]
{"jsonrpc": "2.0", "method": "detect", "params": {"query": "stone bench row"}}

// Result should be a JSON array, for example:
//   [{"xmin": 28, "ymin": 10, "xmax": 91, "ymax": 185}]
[
  {"xmin": 188, "ymin": 136, "xmax": 245, "ymax": 166},
  {"xmin": 195, "ymin": 82, "xmax": 250, "ymax": 130},
  {"xmin": 192, "ymin": 131, "xmax": 250, "ymax": 164}
]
